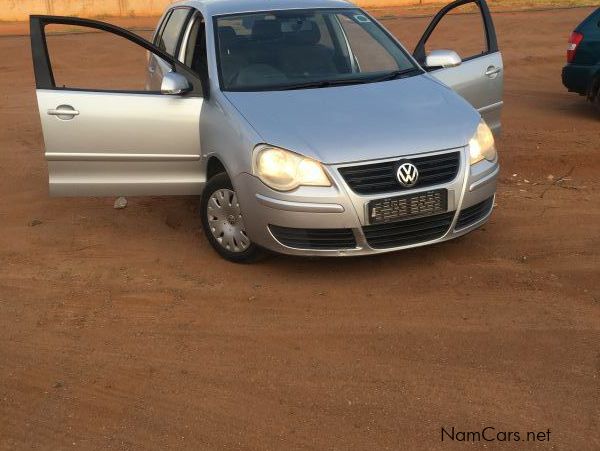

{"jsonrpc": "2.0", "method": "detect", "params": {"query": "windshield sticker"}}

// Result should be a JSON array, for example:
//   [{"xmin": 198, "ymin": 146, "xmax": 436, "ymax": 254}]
[{"xmin": 354, "ymin": 14, "xmax": 371, "ymax": 23}]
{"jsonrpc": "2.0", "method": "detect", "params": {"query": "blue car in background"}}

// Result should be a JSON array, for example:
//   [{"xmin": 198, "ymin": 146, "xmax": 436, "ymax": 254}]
[{"xmin": 562, "ymin": 7, "xmax": 600, "ymax": 110}]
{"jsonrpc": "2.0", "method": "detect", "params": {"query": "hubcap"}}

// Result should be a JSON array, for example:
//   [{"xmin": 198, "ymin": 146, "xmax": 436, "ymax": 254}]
[{"xmin": 206, "ymin": 188, "xmax": 250, "ymax": 253}]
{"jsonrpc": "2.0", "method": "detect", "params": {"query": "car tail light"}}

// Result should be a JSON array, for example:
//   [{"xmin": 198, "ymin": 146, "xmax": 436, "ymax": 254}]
[{"xmin": 567, "ymin": 31, "xmax": 584, "ymax": 63}]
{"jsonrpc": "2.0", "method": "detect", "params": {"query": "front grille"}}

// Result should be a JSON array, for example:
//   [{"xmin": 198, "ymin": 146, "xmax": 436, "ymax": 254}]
[
  {"xmin": 455, "ymin": 196, "xmax": 494, "ymax": 230},
  {"xmin": 269, "ymin": 225, "xmax": 357, "ymax": 250},
  {"xmin": 362, "ymin": 211, "xmax": 454, "ymax": 249},
  {"xmin": 339, "ymin": 151, "xmax": 460, "ymax": 195}
]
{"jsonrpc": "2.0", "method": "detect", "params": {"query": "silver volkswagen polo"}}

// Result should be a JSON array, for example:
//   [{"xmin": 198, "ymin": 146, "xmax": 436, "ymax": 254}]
[{"xmin": 30, "ymin": 0, "xmax": 503, "ymax": 262}]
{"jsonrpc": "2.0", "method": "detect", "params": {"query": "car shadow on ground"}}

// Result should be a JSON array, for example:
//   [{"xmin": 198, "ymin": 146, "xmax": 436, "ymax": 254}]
[{"xmin": 547, "ymin": 96, "xmax": 598, "ymax": 120}]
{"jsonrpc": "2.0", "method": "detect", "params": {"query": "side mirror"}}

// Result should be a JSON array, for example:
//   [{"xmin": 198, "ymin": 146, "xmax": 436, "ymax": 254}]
[
  {"xmin": 161, "ymin": 71, "xmax": 192, "ymax": 95},
  {"xmin": 425, "ymin": 50, "xmax": 462, "ymax": 69}
]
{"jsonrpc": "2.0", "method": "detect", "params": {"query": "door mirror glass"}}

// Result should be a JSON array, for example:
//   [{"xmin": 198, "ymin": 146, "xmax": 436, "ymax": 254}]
[
  {"xmin": 425, "ymin": 49, "xmax": 462, "ymax": 69},
  {"xmin": 161, "ymin": 71, "xmax": 192, "ymax": 95}
]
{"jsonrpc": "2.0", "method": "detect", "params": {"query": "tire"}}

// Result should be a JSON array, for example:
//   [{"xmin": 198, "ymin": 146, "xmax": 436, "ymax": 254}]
[
  {"xmin": 589, "ymin": 76, "xmax": 600, "ymax": 113},
  {"xmin": 200, "ymin": 172, "xmax": 264, "ymax": 263}
]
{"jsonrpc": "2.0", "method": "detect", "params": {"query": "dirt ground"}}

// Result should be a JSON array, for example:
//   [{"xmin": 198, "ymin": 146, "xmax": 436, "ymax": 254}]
[{"xmin": 1, "ymin": 6, "xmax": 599, "ymax": 451}]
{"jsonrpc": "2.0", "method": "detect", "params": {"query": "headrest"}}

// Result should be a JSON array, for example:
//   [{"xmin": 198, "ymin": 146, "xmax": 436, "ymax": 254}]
[
  {"xmin": 287, "ymin": 21, "xmax": 321, "ymax": 46},
  {"xmin": 252, "ymin": 20, "xmax": 282, "ymax": 41},
  {"xmin": 218, "ymin": 26, "xmax": 237, "ymax": 48}
]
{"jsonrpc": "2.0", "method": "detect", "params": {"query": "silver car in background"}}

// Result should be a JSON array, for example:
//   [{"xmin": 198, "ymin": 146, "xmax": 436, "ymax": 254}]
[{"xmin": 30, "ymin": 0, "xmax": 503, "ymax": 262}]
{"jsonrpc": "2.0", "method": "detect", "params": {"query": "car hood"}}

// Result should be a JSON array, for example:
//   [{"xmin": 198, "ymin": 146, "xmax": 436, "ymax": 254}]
[{"xmin": 224, "ymin": 75, "xmax": 480, "ymax": 165}]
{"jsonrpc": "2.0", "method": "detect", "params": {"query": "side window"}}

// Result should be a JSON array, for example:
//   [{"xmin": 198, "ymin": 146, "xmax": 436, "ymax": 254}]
[
  {"xmin": 153, "ymin": 11, "xmax": 171, "ymax": 47},
  {"xmin": 424, "ymin": 3, "xmax": 488, "ymax": 61},
  {"xmin": 184, "ymin": 14, "xmax": 208, "ymax": 77},
  {"xmin": 45, "ymin": 24, "xmax": 159, "ymax": 91},
  {"xmin": 157, "ymin": 8, "xmax": 191, "ymax": 56}
]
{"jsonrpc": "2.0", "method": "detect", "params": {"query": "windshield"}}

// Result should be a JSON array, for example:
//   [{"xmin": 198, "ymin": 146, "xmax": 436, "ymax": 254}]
[{"xmin": 214, "ymin": 8, "xmax": 420, "ymax": 91}]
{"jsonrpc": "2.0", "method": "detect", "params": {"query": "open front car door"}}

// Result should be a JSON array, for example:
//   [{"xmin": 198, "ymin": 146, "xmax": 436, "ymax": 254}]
[
  {"xmin": 30, "ymin": 15, "xmax": 206, "ymax": 196},
  {"xmin": 413, "ymin": 0, "xmax": 504, "ymax": 134}
]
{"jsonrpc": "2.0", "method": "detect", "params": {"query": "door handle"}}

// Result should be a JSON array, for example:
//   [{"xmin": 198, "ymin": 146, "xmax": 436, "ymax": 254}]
[
  {"xmin": 47, "ymin": 106, "xmax": 79, "ymax": 119},
  {"xmin": 485, "ymin": 66, "xmax": 501, "ymax": 78}
]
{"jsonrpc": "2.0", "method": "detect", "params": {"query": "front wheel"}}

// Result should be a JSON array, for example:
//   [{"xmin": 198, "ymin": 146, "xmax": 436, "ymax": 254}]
[{"xmin": 200, "ymin": 172, "xmax": 264, "ymax": 263}]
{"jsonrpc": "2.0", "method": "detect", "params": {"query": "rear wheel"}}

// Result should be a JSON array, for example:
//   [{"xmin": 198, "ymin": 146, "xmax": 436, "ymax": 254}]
[
  {"xmin": 589, "ymin": 76, "xmax": 600, "ymax": 113},
  {"xmin": 200, "ymin": 172, "xmax": 263, "ymax": 263}
]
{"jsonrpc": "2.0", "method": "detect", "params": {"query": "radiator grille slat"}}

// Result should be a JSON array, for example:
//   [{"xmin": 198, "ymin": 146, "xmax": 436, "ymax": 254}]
[
  {"xmin": 455, "ymin": 197, "xmax": 494, "ymax": 229},
  {"xmin": 269, "ymin": 225, "xmax": 357, "ymax": 250},
  {"xmin": 339, "ymin": 151, "xmax": 461, "ymax": 195},
  {"xmin": 363, "ymin": 211, "xmax": 454, "ymax": 249}
]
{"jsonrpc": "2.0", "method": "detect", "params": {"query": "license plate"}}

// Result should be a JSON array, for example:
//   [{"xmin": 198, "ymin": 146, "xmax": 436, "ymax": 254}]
[{"xmin": 368, "ymin": 189, "xmax": 448, "ymax": 225}]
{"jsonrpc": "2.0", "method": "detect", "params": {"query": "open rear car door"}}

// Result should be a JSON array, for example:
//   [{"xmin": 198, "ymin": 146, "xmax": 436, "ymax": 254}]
[{"xmin": 413, "ymin": 0, "xmax": 503, "ymax": 134}]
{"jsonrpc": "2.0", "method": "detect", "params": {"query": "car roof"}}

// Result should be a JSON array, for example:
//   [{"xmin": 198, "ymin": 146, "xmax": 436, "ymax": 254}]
[{"xmin": 173, "ymin": 0, "xmax": 356, "ymax": 17}]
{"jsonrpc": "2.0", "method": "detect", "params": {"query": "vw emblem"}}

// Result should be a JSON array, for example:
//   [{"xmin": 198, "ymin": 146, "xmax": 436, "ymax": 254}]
[{"xmin": 396, "ymin": 162, "xmax": 419, "ymax": 187}]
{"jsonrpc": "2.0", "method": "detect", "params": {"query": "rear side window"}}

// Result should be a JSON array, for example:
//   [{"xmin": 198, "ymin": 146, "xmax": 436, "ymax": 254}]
[
  {"xmin": 184, "ymin": 14, "xmax": 208, "ymax": 77},
  {"xmin": 157, "ymin": 8, "xmax": 191, "ymax": 56}
]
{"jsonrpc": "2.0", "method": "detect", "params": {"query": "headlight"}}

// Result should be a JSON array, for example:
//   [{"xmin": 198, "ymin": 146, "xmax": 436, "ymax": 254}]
[
  {"xmin": 253, "ymin": 145, "xmax": 331, "ymax": 191},
  {"xmin": 469, "ymin": 120, "xmax": 497, "ymax": 165}
]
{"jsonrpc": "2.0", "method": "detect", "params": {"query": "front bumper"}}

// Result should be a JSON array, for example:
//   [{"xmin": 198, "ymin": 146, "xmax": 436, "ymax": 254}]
[{"xmin": 233, "ymin": 146, "xmax": 498, "ymax": 256}]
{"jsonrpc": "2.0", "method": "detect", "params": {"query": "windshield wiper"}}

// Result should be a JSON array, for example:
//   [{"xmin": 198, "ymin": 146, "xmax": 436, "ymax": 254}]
[
  {"xmin": 275, "ymin": 67, "xmax": 424, "ymax": 91},
  {"xmin": 277, "ymin": 77, "xmax": 371, "ymax": 91},
  {"xmin": 368, "ymin": 67, "xmax": 424, "ymax": 83}
]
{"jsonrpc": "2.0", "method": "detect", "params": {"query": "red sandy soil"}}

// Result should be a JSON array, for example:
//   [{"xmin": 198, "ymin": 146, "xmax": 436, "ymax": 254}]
[{"xmin": 0, "ymin": 6, "xmax": 599, "ymax": 451}]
